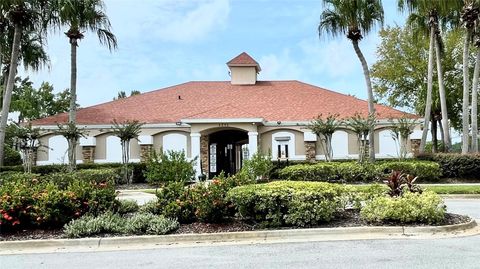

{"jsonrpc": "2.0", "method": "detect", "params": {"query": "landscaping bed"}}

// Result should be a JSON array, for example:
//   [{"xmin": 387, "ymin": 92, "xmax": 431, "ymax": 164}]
[{"xmin": 0, "ymin": 211, "xmax": 471, "ymax": 242}]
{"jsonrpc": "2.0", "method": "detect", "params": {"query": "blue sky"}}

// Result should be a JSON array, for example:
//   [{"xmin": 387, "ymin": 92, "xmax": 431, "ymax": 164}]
[{"xmin": 23, "ymin": 0, "xmax": 407, "ymax": 108}]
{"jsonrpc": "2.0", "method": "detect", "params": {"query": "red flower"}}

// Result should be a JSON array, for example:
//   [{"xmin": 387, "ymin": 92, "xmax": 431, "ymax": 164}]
[{"xmin": 12, "ymin": 220, "xmax": 20, "ymax": 226}]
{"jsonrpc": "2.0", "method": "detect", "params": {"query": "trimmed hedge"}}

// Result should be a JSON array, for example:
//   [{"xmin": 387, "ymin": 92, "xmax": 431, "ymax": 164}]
[
  {"xmin": 278, "ymin": 161, "xmax": 441, "ymax": 182},
  {"xmin": 360, "ymin": 191, "xmax": 446, "ymax": 224},
  {"xmin": 0, "ymin": 162, "xmax": 147, "ymax": 183},
  {"xmin": 227, "ymin": 181, "xmax": 351, "ymax": 227},
  {"xmin": 417, "ymin": 153, "xmax": 480, "ymax": 179}
]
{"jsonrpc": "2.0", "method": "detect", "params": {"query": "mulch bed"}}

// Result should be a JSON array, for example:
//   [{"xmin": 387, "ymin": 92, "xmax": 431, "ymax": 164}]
[{"xmin": 0, "ymin": 211, "xmax": 471, "ymax": 242}]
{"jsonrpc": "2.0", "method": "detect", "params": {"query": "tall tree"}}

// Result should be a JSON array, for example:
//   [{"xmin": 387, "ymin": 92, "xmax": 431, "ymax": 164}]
[
  {"xmin": 55, "ymin": 0, "xmax": 117, "ymax": 170},
  {"xmin": 399, "ymin": 0, "xmax": 462, "ymax": 154},
  {"xmin": 371, "ymin": 26, "xmax": 468, "ymax": 148},
  {"xmin": 0, "ymin": 0, "xmax": 49, "ymax": 166},
  {"xmin": 472, "ymin": 31, "xmax": 480, "ymax": 152},
  {"xmin": 318, "ymin": 0, "xmax": 384, "ymax": 162},
  {"xmin": 460, "ymin": 1, "xmax": 479, "ymax": 153}
]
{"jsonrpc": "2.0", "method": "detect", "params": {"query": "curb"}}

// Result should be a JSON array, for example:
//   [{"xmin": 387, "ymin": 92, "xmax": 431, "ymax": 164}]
[{"xmin": 1, "ymin": 219, "xmax": 477, "ymax": 255}]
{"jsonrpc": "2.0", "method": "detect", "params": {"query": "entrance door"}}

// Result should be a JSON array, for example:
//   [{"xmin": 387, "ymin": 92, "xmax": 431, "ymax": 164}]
[{"xmin": 208, "ymin": 130, "xmax": 248, "ymax": 178}]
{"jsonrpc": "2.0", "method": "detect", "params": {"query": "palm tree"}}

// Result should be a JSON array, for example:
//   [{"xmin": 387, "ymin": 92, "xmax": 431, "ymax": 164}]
[
  {"xmin": 460, "ymin": 1, "xmax": 479, "ymax": 154},
  {"xmin": 55, "ymin": 0, "xmax": 117, "ymax": 169},
  {"xmin": 318, "ymin": 0, "xmax": 384, "ymax": 162},
  {"xmin": 399, "ymin": 0, "xmax": 462, "ymax": 154},
  {"xmin": 0, "ymin": 0, "xmax": 48, "ymax": 166},
  {"xmin": 111, "ymin": 120, "xmax": 143, "ymax": 184},
  {"xmin": 472, "ymin": 31, "xmax": 480, "ymax": 152}
]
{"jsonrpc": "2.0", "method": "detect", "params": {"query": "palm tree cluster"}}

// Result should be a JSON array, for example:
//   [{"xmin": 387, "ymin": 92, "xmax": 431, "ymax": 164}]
[
  {"xmin": 319, "ymin": 0, "xmax": 480, "ymax": 157},
  {"xmin": 0, "ymin": 0, "xmax": 116, "ymax": 168}
]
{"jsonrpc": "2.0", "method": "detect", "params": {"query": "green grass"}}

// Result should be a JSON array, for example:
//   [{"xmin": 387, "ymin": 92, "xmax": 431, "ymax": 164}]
[{"xmin": 419, "ymin": 185, "xmax": 480, "ymax": 195}]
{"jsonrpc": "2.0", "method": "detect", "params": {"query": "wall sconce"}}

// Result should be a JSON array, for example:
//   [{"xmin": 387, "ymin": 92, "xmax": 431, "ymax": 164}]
[{"xmin": 176, "ymin": 122, "xmax": 182, "ymax": 126}]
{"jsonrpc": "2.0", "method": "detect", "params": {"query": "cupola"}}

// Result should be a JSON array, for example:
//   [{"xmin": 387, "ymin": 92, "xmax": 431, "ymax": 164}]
[{"xmin": 227, "ymin": 52, "xmax": 261, "ymax": 85}]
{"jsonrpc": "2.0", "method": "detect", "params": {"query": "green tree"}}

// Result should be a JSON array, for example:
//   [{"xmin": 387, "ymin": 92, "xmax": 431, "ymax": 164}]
[
  {"xmin": 371, "ymin": 26, "xmax": 471, "ymax": 151},
  {"xmin": 10, "ymin": 78, "xmax": 70, "ymax": 123},
  {"xmin": 111, "ymin": 120, "xmax": 143, "ymax": 184},
  {"xmin": 460, "ymin": 0, "xmax": 479, "ymax": 153},
  {"xmin": 345, "ymin": 113, "xmax": 376, "ymax": 163},
  {"xmin": 472, "ymin": 30, "xmax": 480, "ymax": 152},
  {"xmin": 113, "ymin": 90, "xmax": 141, "ymax": 100},
  {"xmin": 0, "ymin": 0, "xmax": 50, "ymax": 166},
  {"xmin": 399, "ymin": 0, "xmax": 462, "ymax": 153},
  {"xmin": 309, "ymin": 114, "xmax": 342, "ymax": 161},
  {"xmin": 318, "ymin": 0, "xmax": 384, "ymax": 162},
  {"xmin": 55, "ymin": 0, "xmax": 117, "ymax": 169}
]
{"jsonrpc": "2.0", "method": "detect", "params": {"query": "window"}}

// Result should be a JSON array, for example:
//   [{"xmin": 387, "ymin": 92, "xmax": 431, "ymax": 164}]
[{"xmin": 272, "ymin": 132, "xmax": 295, "ymax": 160}]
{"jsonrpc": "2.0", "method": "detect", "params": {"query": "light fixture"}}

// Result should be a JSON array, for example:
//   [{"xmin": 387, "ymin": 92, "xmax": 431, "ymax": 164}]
[{"xmin": 176, "ymin": 122, "xmax": 182, "ymax": 126}]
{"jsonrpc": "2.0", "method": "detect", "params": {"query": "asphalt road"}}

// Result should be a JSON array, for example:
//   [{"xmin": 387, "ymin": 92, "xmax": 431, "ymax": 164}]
[{"xmin": 1, "ymin": 199, "xmax": 479, "ymax": 269}]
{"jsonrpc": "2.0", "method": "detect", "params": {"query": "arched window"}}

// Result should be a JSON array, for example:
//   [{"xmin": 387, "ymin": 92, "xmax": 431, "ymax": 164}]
[
  {"xmin": 331, "ymin": 130, "xmax": 349, "ymax": 158},
  {"xmin": 48, "ymin": 135, "xmax": 68, "ymax": 164},
  {"xmin": 106, "ymin": 136, "xmax": 122, "ymax": 163},
  {"xmin": 163, "ymin": 133, "xmax": 187, "ymax": 153},
  {"xmin": 379, "ymin": 129, "xmax": 399, "ymax": 157}
]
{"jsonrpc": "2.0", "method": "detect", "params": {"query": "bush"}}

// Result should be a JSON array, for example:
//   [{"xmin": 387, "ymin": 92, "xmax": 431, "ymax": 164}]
[
  {"xmin": 360, "ymin": 191, "xmax": 446, "ymax": 224},
  {"xmin": 4, "ymin": 147, "xmax": 22, "ymax": 166},
  {"xmin": 63, "ymin": 212, "xmax": 179, "ymax": 238},
  {"xmin": 115, "ymin": 200, "xmax": 139, "ymax": 215},
  {"xmin": 227, "ymin": 181, "xmax": 351, "ymax": 227},
  {"xmin": 0, "ymin": 162, "xmax": 147, "ymax": 183},
  {"xmin": 417, "ymin": 153, "xmax": 480, "ymax": 179},
  {"xmin": 238, "ymin": 153, "xmax": 274, "ymax": 181},
  {"xmin": 0, "ymin": 172, "xmax": 116, "ymax": 230},
  {"xmin": 376, "ymin": 161, "xmax": 441, "ymax": 181},
  {"xmin": 278, "ymin": 161, "xmax": 441, "ymax": 182},
  {"xmin": 145, "ymin": 150, "xmax": 196, "ymax": 186},
  {"xmin": 43, "ymin": 169, "xmax": 118, "ymax": 189}
]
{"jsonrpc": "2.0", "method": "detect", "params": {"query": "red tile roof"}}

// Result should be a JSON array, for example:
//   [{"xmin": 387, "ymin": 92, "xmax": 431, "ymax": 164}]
[
  {"xmin": 31, "ymin": 80, "xmax": 415, "ymax": 126},
  {"xmin": 227, "ymin": 52, "xmax": 261, "ymax": 71}
]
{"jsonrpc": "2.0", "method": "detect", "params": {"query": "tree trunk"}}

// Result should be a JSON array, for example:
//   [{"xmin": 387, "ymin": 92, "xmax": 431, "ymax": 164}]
[
  {"xmin": 0, "ymin": 24, "xmax": 22, "ymax": 166},
  {"xmin": 68, "ymin": 38, "xmax": 78, "ymax": 170},
  {"xmin": 438, "ymin": 117, "xmax": 445, "ymax": 152},
  {"xmin": 351, "ymin": 39, "xmax": 376, "ymax": 162},
  {"xmin": 434, "ymin": 33, "xmax": 451, "ymax": 151},
  {"xmin": 471, "ymin": 48, "xmax": 480, "ymax": 153},
  {"xmin": 462, "ymin": 28, "xmax": 473, "ymax": 154},
  {"xmin": 431, "ymin": 117, "xmax": 438, "ymax": 153},
  {"xmin": 420, "ymin": 27, "xmax": 436, "ymax": 154}
]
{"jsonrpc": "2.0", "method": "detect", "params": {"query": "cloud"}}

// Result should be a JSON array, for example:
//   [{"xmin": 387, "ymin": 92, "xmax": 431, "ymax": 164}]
[{"xmin": 259, "ymin": 50, "xmax": 303, "ymax": 80}]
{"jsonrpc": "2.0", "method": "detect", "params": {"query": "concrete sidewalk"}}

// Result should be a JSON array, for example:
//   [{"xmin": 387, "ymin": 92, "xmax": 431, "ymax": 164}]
[{"xmin": 116, "ymin": 190, "xmax": 156, "ymax": 206}]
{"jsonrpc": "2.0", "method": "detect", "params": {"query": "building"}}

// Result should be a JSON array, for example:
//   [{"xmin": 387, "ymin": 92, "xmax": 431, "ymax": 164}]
[{"xmin": 31, "ymin": 52, "xmax": 419, "ymax": 178}]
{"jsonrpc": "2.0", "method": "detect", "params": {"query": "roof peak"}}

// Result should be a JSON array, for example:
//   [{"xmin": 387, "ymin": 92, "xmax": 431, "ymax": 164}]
[{"xmin": 226, "ymin": 52, "xmax": 261, "ymax": 71}]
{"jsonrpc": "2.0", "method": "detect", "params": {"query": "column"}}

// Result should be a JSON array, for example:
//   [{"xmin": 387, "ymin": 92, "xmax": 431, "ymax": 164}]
[
  {"xmin": 80, "ymin": 137, "xmax": 96, "ymax": 163},
  {"xmin": 138, "ymin": 135, "xmax": 154, "ymax": 162},
  {"xmin": 248, "ymin": 132, "xmax": 258, "ymax": 159},
  {"xmin": 190, "ymin": 133, "xmax": 202, "ymax": 177}
]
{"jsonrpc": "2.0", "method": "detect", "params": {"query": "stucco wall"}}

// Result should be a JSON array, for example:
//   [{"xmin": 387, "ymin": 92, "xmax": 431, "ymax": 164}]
[
  {"xmin": 229, "ymin": 66, "xmax": 257, "ymax": 85},
  {"xmin": 259, "ymin": 128, "xmax": 306, "ymax": 158}
]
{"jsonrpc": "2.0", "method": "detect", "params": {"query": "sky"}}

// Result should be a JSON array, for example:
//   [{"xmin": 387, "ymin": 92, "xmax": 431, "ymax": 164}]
[{"xmin": 21, "ymin": 0, "xmax": 408, "ymax": 108}]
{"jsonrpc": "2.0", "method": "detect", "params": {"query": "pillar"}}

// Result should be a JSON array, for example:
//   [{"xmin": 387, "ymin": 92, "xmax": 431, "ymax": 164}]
[
  {"xmin": 200, "ymin": 135, "xmax": 209, "ymax": 178},
  {"xmin": 138, "ymin": 135, "xmax": 154, "ymax": 162},
  {"xmin": 303, "ymin": 131, "xmax": 317, "ymax": 162},
  {"xmin": 248, "ymin": 132, "xmax": 258, "ymax": 159},
  {"xmin": 191, "ymin": 133, "xmax": 202, "ymax": 177},
  {"xmin": 80, "ymin": 137, "xmax": 96, "ymax": 164}
]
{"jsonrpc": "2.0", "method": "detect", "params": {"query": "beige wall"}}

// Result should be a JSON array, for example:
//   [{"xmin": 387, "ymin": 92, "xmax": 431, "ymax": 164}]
[
  {"xmin": 229, "ymin": 66, "xmax": 257, "ymax": 85},
  {"xmin": 36, "ymin": 133, "xmax": 81, "ymax": 162},
  {"xmin": 192, "ymin": 123, "xmax": 258, "ymax": 134},
  {"xmin": 259, "ymin": 128, "xmax": 305, "ymax": 157}
]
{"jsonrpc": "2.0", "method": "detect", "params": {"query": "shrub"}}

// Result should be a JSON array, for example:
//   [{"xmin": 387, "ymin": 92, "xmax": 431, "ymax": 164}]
[
  {"xmin": 115, "ymin": 200, "xmax": 139, "ymax": 215},
  {"xmin": 227, "ymin": 181, "xmax": 351, "ymax": 227},
  {"xmin": 0, "ymin": 172, "xmax": 116, "ymax": 230},
  {"xmin": 360, "ymin": 191, "xmax": 446, "ymax": 224},
  {"xmin": 238, "ymin": 152, "xmax": 274, "ymax": 181},
  {"xmin": 63, "ymin": 212, "xmax": 179, "ymax": 238},
  {"xmin": 0, "ymin": 163, "xmax": 147, "ymax": 183},
  {"xmin": 417, "ymin": 153, "xmax": 480, "ymax": 179},
  {"xmin": 4, "ymin": 146, "xmax": 22, "ymax": 166},
  {"xmin": 376, "ymin": 161, "xmax": 441, "ymax": 181},
  {"xmin": 155, "ymin": 181, "xmax": 196, "ymax": 223},
  {"xmin": 145, "ymin": 150, "xmax": 196, "ymax": 186},
  {"xmin": 278, "ymin": 161, "xmax": 441, "ymax": 182}
]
